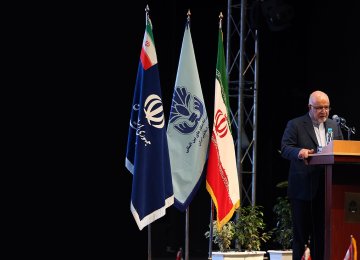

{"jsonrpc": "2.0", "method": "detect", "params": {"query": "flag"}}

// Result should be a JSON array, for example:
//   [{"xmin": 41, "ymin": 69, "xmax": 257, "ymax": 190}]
[
  {"xmin": 301, "ymin": 245, "xmax": 312, "ymax": 260},
  {"xmin": 167, "ymin": 15, "xmax": 210, "ymax": 211},
  {"xmin": 205, "ymin": 18, "xmax": 240, "ymax": 230},
  {"xmin": 125, "ymin": 10, "xmax": 174, "ymax": 230},
  {"xmin": 344, "ymin": 235, "xmax": 357, "ymax": 260}
]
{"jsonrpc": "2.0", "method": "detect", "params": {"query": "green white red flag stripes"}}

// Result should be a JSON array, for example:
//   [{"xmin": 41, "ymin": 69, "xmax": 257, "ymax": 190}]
[{"xmin": 206, "ymin": 21, "xmax": 240, "ymax": 230}]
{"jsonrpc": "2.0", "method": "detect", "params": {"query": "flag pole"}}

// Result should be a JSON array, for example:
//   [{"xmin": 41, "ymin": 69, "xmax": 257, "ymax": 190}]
[
  {"xmin": 185, "ymin": 208, "xmax": 189, "ymax": 260},
  {"xmin": 148, "ymin": 224, "xmax": 151, "ymax": 260},
  {"xmin": 183, "ymin": 10, "xmax": 191, "ymax": 260},
  {"xmin": 208, "ymin": 199, "xmax": 214, "ymax": 260},
  {"xmin": 145, "ymin": 6, "xmax": 152, "ymax": 260}
]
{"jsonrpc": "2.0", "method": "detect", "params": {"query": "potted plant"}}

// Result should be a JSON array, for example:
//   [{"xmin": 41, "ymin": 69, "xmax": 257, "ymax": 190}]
[
  {"xmin": 205, "ymin": 205, "xmax": 271, "ymax": 260},
  {"xmin": 233, "ymin": 205, "xmax": 272, "ymax": 251},
  {"xmin": 204, "ymin": 220, "xmax": 236, "ymax": 252},
  {"xmin": 267, "ymin": 181, "xmax": 293, "ymax": 260}
]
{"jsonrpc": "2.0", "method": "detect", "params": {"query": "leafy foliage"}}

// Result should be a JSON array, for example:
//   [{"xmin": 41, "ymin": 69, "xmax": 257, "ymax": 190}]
[
  {"xmin": 234, "ymin": 205, "xmax": 272, "ymax": 251},
  {"xmin": 273, "ymin": 195, "xmax": 293, "ymax": 249},
  {"xmin": 205, "ymin": 220, "xmax": 235, "ymax": 252},
  {"xmin": 205, "ymin": 205, "xmax": 272, "ymax": 252}
]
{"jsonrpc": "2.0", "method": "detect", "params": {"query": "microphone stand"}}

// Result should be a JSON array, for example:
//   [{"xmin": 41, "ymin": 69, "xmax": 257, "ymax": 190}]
[{"xmin": 340, "ymin": 122, "xmax": 356, "ymax": 140}]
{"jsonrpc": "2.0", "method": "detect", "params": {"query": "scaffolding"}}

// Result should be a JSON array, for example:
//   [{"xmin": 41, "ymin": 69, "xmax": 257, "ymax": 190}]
[{"xmin": 226, "ymin": 0, "xmax": 258, "ymax": 207}]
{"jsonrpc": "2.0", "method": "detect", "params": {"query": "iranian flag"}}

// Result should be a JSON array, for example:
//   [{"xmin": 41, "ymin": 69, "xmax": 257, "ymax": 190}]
[{"xmin": 206, "ymin": 19, "xmax": 240, "ymax": 230}]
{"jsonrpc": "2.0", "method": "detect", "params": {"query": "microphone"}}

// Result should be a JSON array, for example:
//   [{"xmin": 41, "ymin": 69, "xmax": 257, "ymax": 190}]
[
  {"xmin": 332, "ymin": 114, "xmax": 346, "ymax": 125},
  {"xmin": 332, "ymin": 114, "xmax": 356, "ymax": 138}
]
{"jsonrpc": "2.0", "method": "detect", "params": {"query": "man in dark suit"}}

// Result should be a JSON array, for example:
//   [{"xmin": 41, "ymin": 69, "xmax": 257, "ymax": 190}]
[{"xmin": 281, "ymin": 90, "xmax": 343, "ymax": 260}]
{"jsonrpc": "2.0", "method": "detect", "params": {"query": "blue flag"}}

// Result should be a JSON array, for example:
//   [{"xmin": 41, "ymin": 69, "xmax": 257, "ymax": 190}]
[
  {"xmin": 166, "ymin": 18, "xmax": 210, "ymax": 211},
  {"xmin": 126, "ymin": 13, "xmax": 174, "ymax": 230}
]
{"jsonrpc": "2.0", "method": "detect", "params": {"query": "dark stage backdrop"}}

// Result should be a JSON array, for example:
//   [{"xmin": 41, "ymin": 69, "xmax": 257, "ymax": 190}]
[{"xmin": 46, "ymin": 0, "xmax": 359, "ymax": 259}]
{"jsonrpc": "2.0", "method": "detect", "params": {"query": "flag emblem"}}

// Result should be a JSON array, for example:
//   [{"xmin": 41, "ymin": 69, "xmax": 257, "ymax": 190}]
[
  {"xmin": 169, "ymin": 86, "xmax": 205, "ymax": 134},
  {"xmin": 214, "ymin": 109, "xmax": 229, "ymax": 138},
  {"xmin": 144, "ymin": 94, "xmax": 165, "ymax": 128}
]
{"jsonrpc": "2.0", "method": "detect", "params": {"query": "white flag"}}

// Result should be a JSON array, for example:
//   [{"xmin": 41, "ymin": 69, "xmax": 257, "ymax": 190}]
[{"xmin": 167, "ymin": 18, "xmax": 209, "ymax": 211}]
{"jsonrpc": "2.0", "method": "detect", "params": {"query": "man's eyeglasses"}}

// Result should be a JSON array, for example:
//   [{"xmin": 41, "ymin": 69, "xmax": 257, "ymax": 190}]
[{"xmin": 310, "ymin": 105, "xmax": 331, "ymax": 111}]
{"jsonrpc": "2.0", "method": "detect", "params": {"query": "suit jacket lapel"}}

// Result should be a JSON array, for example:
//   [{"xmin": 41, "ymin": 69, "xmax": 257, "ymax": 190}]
[{"xmin": 303, "ymin": 114, "xmax": 318, "ymax": 146}]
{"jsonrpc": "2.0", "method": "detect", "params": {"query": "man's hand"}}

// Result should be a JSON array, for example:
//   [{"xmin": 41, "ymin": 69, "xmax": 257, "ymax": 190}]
[{"xmin": 298, "ymin": 148, "xmax": 315, "ymax": 165}]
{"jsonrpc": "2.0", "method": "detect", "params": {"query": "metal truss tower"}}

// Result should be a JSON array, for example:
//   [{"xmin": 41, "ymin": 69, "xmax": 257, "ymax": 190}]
[{"xmin": 225, "ymin": 0, "xmax": 259, "ymax": 206}]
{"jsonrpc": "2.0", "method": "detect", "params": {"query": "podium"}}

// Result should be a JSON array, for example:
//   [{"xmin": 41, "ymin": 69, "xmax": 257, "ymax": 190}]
[{"xmin": 307, "ymin": 140, "xmax": 360, "ymax": 260}]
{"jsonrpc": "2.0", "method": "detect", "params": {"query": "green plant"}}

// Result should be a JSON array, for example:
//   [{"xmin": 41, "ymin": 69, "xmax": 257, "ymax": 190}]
[
  {"xmin": 204, "ymin": 220, "xmax": 235, "ymax": 252},
  {"xmin": 272, "ymin": 181, "xmax": 293, "ymax": 250},
  {"xmin": 234, "ymin": 205, "xmax": 272, "ymax": 251},
  {"xmin": 205, "ymin": 205, "xmax": 272, "ymax": 252}
]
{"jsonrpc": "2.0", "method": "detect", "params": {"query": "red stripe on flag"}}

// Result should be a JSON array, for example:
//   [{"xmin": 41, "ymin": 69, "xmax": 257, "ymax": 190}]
[
  {"xmin": 206, "ymin": 133, "xmax": 234, "ymax": 221},
  {"xmin": 140, "ymin": 47, "xmax": 152, "ymax": 70}
]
